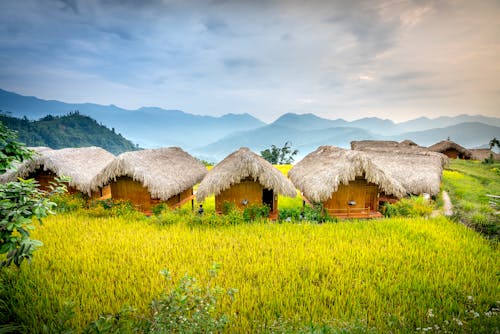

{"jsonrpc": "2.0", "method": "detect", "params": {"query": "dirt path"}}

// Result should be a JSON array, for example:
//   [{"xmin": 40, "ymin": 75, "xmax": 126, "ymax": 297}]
[{"xmin": 442, "ymin": 191, "xmax": 453, "ymax": 216}]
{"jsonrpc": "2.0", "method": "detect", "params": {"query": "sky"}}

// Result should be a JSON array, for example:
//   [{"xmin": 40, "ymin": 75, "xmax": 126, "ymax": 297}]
[{"xmin": 0, "ymin": 0, "xmax": 499, "ymax": 123}]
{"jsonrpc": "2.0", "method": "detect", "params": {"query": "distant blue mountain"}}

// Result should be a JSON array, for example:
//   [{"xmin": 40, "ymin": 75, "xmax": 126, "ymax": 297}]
[
  {"xmin": 1, "ymin": 88, "xmax": 499, "ymax": 162},
  {"xmin": 192, "ymin": 123, "xmax": 375, "ymax": 162},
  {"xmin": 0, "ymin": 88, "xmax": 265, "ymax": 149}
]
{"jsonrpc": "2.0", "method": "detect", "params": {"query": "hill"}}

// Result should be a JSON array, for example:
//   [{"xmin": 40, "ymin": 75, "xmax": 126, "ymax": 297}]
[
  {"xmin": 389, "ymin": 122, "xmax": 500, "ymax": 147},
  {"xmin": 0, "ymin": 88, "xmax": 265, "ymax": 149},
  {"xmin": 0, "ymin": 112, "xmax": 138, "ymax": 155}
]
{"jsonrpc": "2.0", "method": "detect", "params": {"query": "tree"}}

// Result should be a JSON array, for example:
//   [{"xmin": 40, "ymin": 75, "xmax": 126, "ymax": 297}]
[
  {"xmin": 489, "ymin": 137, "xmax": 499, "ymax": 151},
  {"xmin": 0, "ymin": 121, "xmax": 66, "ymax": 267},
  {"xmin": 260, "ymin": 141, "xmax": 298, "ymax": 164}
]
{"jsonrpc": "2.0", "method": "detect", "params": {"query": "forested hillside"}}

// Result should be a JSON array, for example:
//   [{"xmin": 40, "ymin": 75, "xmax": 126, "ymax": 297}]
[{"xmin": 0, "ymin": 112, "xmax": 138, "ymax": 155}]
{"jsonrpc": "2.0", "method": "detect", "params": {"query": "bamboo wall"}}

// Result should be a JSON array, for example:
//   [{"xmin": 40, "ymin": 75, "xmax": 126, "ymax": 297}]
[
  {"xmin": 323, "ymin": 178, "xmax": 380, "ymax": 218},
  {"xmin": 215, "ymin": 178, "xmax": 277, "ymax": 213}
]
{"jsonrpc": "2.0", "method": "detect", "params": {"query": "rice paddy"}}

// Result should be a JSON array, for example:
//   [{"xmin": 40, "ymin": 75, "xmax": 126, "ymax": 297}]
[
  {"xmin": 2, "ymin": 161, "xmax": 499, "ymax": 333},
  {"xmin": 3, "ymin": 213, "xmax": 499, "ymax": 333}
]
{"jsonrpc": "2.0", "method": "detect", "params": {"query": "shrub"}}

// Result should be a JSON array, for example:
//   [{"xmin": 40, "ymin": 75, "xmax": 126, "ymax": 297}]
[
  {"xmin": 381, "ymin": 196, "xmax": 433, "ymax": 218},
  {"xmin": 303, "ymin": 203, "xmax": 336, "ymax": 223},
  {"xmin": 278, "ymin": 207, "xmax": 302, "ymax": 222},
  {"xmin": 242, "ymin": 204, "xmax": 270, "ymax": 222},
  {"xmin": 87, "ymin": 199, "xmax": 142, "ymax": 219}
]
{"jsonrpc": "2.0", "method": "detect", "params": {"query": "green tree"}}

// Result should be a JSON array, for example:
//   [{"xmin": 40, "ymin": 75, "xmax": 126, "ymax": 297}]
[
  {"xmin": 489, "ymin": 137, "xmax": 499, "ymax": 150},
  {"xmin": 0, "ymin": 121, "xmax": 66, "ymax": 267},
  {"xmin": 260, "ymin": 141, "xmax": 298, "ymax": 164}
]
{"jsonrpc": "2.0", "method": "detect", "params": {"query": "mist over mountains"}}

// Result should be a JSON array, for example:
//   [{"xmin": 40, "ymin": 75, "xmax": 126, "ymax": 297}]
[{"xmin": 1, "ymin": 88, "xmax": 498, "ymax": 162}]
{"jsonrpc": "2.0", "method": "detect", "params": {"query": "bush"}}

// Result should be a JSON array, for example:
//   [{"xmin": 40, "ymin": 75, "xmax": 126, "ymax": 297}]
[
  {"xmin": 278, "ymin": 207, "xmax": 302, "ymax": 222},
  {"xmin": 381, "ymin": 196, "xmax": 433, "ymax": 218},
  {"xmin": 303, "ymin": 203, "xmax": 336, "ymax": 223},
  {"xmin": 87, "ymin": 199, "xmax": 142, "ymax": 219},
  {"xmin": 242, "ymin": 204, "xmax": 270, "ymax": 222}
]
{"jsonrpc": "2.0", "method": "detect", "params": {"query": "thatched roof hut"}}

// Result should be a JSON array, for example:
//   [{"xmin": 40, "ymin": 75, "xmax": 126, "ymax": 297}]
[
  {"xmin": 0, "ymin": 146, "xmax": 115, "ymax": 196},
  {"xmin": 197, "ymin": 147, "xmax": 297, "ymax": 201},
  {"xmin": 97, "ymin": 147, "xmax": 207, "ymax": 204},
  {"xmin": 428, "ymin": 140, "xmax": 472, "ymax": 160},
  {"xmin": 351, "ymin": 140, "xmax": 445, "ymax": 196},
  {"xmin": 469, "ymin": 149, "xmax": 500, "ymax": 161},
  {"xmin": 288, "ymin": 146, "xmax": 405, "ymax": 203},
  {"xmin": 0, "ymin": 147, "xmax": 53, "ymax": 184}
]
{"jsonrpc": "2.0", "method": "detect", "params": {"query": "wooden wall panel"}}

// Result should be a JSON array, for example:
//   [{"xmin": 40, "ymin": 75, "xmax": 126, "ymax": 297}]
[
  {"xmin": 323, "ymin": 179, "xmax": 380, "ymax": 218},
  {"xmin": 109, "ymin": 176, "xmax": 155, "ymax": 211},
  {"xmin": 215, "ymin": 178, "xmax": 268, "ymax": 212}
]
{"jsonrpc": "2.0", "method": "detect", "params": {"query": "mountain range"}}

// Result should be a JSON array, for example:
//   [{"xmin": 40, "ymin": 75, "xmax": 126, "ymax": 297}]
[{"xmin": 1, "ymin": 88, "xmax": 498, "ymax": 162}]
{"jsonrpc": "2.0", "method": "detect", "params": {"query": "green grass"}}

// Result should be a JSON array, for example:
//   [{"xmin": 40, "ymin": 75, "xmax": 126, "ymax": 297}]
[
  {"xmin": 1, "ymin": 212, "xmax": 499, "ymax": 333},
  {"xmin": 2, "ymin": 162, "xmax": 500, "ymax": 333},
  {"xmin": 442, "ymin": 160, "xmax": 500, "ymax": 238}
]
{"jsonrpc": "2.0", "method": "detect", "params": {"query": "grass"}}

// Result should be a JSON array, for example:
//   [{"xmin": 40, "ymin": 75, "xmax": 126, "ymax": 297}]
[
  {"xmin": 442, "ymin": 159, "xmax": 500, "ymax": 238},
  {"xmin": 2, "ymin": 212, "xmax": 499, "ymax": 333},
  {"xmin": 2, "ymin": 162, "xmax": 499, "ymax": 333}
]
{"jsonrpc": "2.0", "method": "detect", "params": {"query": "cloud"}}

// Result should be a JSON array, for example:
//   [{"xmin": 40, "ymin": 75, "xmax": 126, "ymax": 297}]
[{"xmin": 0, "ymin": 0, "xmax": 499, "ymax": 122}]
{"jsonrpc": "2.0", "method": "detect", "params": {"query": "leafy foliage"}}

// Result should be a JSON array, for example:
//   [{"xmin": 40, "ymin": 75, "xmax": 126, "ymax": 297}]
[
  {"xmin": 489, "ymin": 137, "xmax": 499, "ymax": 150},
  {"xmin": 0, "ymin": 121, "xmax": 33, "ymax": 174},
  {"xmin": 0, "ymin": 121, "xmax": 68, "ymax": 268},
  {"xmin": 260, "ymin": 141, "xmax": 298, "ymax": 164},
  {"xmin": 242, "ymin": 204, "xmax": 270, "ymax": 222},
  {"xmin": 0, "ymin": 112, "xmax": 139, "ymax": 155},
  {"xmin": 381, "ymin": 196, "xmax": 434, "ymax": 218}
]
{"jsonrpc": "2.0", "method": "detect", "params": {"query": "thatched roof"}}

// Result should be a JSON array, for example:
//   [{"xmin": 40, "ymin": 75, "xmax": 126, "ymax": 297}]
[
  {"xmin": 288, "ymin": 146, "xmax": 406, "ymax": 202},
  {"xmin": 97, "ymin": 147, "xmax": 207, "ymax": 201},
  {"xmin": 470, "ymin": 149, "xmax": 500, "ymax": 161},
  {"xmin": 196, "ymin": 147, "xmax": 297, "ymax": 201},
  {"xmin": 0, "ymin": 147, "xmax": 53, "ymax": 184},
  {"xmin": 0, "ymin": 147, "xmax": 116, "ymax": 195},
  {"xmin": 351, "ymin": 140, "xmax": 448, "ymax": 167},
  {"xmin": 428, "ymin": 140, "xmax": 472, "ymax": 159},
  {"xmin": 359, "ymin": 150, "xmax": 444, "ymax": 196},
  {"xmin": 400, "ymin": 139, "xmax": 419, "ymax": 147}
]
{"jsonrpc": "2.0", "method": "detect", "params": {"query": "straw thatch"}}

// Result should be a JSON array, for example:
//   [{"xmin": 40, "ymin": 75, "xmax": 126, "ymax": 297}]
[
  {"xmin": 351, "ymin": 140, "xmax": 448, "ymax": 167},
  {"xmin": 288, "ymin": 146, "xmax": 406, "ymax": 203},
  {"xmin": 96, "ymin": 147, "xmax": 207, "ymax": 201},
  {"xmin": 428, "ymin": 140, "xmax": 472, "ymax": 159},
  {"xmin": 400, "ymin": 139, "xmax": 419, "ymax": 147},
  {"xmin": 0, "ymin": 146, "xmax": 115, "ymax": 195},
  {"xmin": 0, "ymin": 147, "xmax": 53, "ymax": 184},
  {"xmin": 350, "ymin": 140, "xmax": 445, "ymax": 196},
  {"xmin": 470, "ymin": 149, "xmax": 500, "ymax": 161},
  {"xmin": 196, "ymin": 147, "xmax": 297, "ymax": 201}
]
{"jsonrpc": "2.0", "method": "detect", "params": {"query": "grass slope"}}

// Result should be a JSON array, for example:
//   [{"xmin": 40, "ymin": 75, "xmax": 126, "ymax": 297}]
[{"xmin": 442, "ymin": 160, "xmax": 499, "ymax": 238}]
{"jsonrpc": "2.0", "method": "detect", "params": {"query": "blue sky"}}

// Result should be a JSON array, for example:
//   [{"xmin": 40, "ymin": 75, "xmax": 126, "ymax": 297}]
[{"xmin": 0, "ymin": 0, "xmax": 499, "ymax": 122}]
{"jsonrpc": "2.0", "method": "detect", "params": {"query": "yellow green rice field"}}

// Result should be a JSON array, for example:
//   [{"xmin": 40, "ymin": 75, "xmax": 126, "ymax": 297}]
[{"xmin": 4, "ymin": 213, "xmax": 499, "ymax": 332}]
